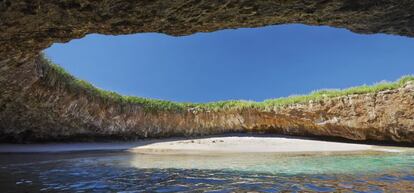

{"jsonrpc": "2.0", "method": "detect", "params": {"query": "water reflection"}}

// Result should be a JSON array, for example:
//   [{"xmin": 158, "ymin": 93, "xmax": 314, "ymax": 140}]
[{"xmin": 1, "ymin": 152, "xmax": 414, "ymax": 192}]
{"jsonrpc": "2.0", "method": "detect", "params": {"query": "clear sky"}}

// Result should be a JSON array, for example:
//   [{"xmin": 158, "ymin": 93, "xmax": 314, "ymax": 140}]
[{"xmin": 45, "ymin": 24, "xmax": 414, "ymax": 103}]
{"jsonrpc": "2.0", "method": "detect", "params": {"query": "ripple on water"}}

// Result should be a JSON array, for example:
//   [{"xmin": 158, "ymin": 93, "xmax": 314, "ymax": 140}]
[{"xmin": 1, "ymin": 152, "xmax": 414, "ymax": 192}]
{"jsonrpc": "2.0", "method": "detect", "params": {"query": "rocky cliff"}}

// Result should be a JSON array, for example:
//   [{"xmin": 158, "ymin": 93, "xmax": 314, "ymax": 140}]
[
  {"xmin": 1, "ymin": 0, "xmax": 414, "ymax": 143},
  {"xmin": 1, "ymin": 55, "xmax": 413, "ymax": 143}
]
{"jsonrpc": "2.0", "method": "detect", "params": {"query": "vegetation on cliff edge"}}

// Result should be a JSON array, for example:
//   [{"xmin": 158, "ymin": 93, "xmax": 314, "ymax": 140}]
[{"xmin": 41, "ymin": 54, "xmax": 414, "ymax": 112}]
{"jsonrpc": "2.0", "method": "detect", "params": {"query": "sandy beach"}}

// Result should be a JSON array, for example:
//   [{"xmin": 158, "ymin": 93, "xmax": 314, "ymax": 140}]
[
  {"xmin": 129, "ymin": 136, "xmax": 408, "ymax": 154},
  {"xmin": 0, "ymin": 135, "xmax": 409, "ymax": 154}
]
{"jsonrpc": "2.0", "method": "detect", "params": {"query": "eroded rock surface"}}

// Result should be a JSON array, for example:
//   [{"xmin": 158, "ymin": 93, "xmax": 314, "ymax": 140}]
[
  {"xmin": 2, "ymin": 0, "xmax": 414, "ymax": 60},
  {"xmin": 1, "ymin": 56, "xmax": 414, "ymax": 143},
  {"xmin": 1, "ymin": 0, "xmax": 414, "ymax": 143}
]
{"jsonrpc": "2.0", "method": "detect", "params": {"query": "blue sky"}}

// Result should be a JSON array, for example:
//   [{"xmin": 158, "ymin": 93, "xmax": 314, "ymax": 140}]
[{"xmin": 45, "ymin": 24, "xmax": 414, "ymax": 102}]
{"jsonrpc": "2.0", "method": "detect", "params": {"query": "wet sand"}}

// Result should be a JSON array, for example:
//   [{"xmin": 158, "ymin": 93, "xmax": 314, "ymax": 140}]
[{"xmin": 0, "ymin": 135, "xmax": 409, "ymax": 154}]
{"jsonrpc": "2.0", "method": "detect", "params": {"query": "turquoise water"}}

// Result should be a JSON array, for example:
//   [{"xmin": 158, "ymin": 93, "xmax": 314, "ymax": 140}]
[{"xmin": 1, "ymin": 151, "xmax": 414, "ymax": 192}]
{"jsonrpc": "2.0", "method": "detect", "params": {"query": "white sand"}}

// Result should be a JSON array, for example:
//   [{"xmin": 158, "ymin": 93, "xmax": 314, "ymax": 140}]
[
  {"xmin": 129, "ymin": 136, "xmax": 406, "ymax": 154},
  {"xmin": 0, "ymin": 135, "xmax": 408, "ymax": 154}
]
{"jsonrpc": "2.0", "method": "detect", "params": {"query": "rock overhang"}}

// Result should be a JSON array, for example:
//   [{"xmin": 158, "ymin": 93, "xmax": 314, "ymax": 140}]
[
  {"xmin": 2, "ymin": 0, "xmax": 414, "ymax": 60},
  {"xmin": 1, "ymin": 0, "xmax": 414, "ymax": 143}
]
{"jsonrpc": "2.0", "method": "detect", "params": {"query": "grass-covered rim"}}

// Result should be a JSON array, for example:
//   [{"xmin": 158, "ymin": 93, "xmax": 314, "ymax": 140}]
[{"xmin": 41, "ymin": 54, "xmax": 414, "ymax": 112}]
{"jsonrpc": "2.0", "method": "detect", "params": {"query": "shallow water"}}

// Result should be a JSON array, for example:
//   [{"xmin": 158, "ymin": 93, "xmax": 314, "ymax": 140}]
[{"xmin": 1, "ymin": 151, "xmax": 414, "ymax": 192}]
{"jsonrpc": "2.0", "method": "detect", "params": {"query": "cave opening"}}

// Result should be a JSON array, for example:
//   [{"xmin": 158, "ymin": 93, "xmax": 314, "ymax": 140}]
[
  {"xmin": 2, "ymin": 0, "xmax": 414, "ymax": 145},
  {"xmin": 44, "ymin": 24, "xmax": 414, "ymax": 103}
]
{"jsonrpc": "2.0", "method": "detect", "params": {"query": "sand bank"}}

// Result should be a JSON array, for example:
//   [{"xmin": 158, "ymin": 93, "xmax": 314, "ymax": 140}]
[
  {"xmin": 0, "ymin": 135, "xmax": 409, "ymax": 154},
  {"xmin": 129, "ymin": 136, "xmax": 407, "ymax": 154}
]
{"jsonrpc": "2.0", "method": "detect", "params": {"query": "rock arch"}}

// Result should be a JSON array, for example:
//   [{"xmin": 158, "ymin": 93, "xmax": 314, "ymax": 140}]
[{"xmin": 1, "ymin": 0, "xmax": 414, "ymax": 143}]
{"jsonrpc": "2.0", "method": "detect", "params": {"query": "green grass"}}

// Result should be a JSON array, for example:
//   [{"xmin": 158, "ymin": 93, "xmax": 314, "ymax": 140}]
[{"xmin": 40, "ymin": 54, "xmax": 414, "ymax": 112}]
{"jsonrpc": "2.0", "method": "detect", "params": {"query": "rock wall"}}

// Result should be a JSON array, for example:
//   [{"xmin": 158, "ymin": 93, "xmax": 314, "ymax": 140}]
[
  {"xmin": 1, "ymin": 0, "xmax": 414, "ymax": 143},
  {"xmin": 1, "ymin": 56, "xmax": 413, "ymax": 143}
]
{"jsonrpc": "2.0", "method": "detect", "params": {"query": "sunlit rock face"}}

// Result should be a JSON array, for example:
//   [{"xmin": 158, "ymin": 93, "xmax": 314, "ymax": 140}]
[
  {"xmin": 1, "ymin": 1, "xmax": 414, "ymax": 143},
  {"xmin": 1, "ymin": 56, "xmax": 414, "ymax": 143}
]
